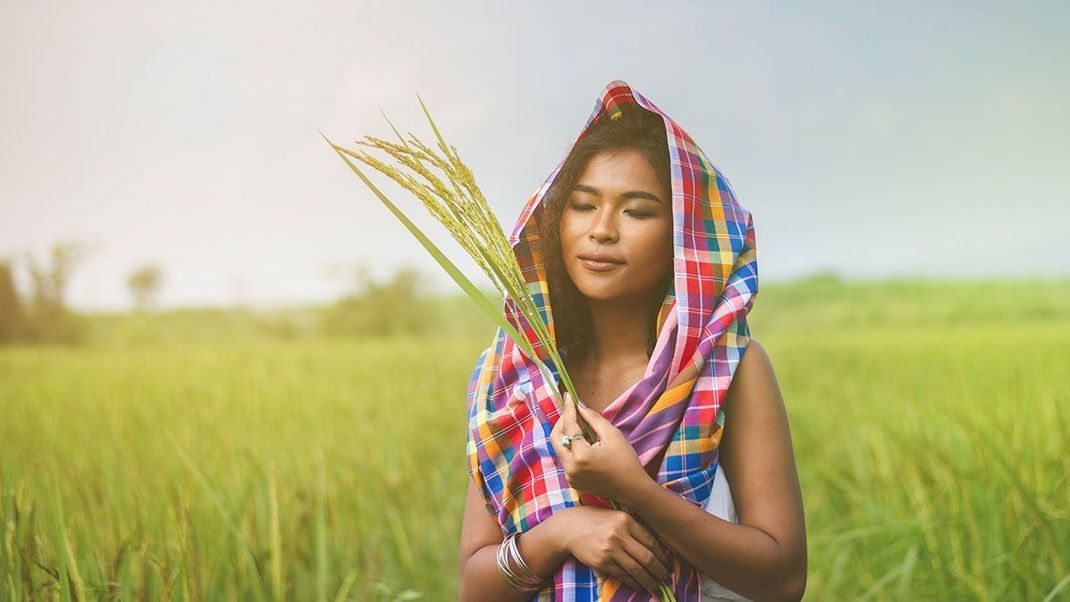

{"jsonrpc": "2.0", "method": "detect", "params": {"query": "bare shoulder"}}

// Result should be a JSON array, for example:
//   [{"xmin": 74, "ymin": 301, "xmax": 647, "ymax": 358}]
[
  {"xmin": 720, "ymin": 334, "xmax": 794, "ymax": 478},
  {"xmin": 729, "ymin": 336, "xmax": 780, "ymax": 400},
  {"xmin": 744, "ymin": 335, "xmax": 767, "ymax": 356}
]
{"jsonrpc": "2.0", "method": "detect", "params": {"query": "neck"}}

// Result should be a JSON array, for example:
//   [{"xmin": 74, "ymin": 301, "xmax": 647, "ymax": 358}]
[{"xmin": 573, "ymin": 293, "xmax": 661, "ymax": 368}]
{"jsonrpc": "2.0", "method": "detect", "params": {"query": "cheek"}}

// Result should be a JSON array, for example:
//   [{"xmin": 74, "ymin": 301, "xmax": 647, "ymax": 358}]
[
  {"xmin": 632, "ymin": 223, "xmax": 673, "ymax": 262},
  {"xmin": 558, "ymin": 214, "xmax": 583, "ymax": 249},
  {"xmin": 624, "ymin": 225, "xmax": 674, "ymax": 286}
]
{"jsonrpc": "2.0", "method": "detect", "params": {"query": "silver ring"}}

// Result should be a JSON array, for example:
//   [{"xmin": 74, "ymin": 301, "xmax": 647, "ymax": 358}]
[{"xmin": 561, "ymin": 434, "xmax": 573, "ymax": 449}]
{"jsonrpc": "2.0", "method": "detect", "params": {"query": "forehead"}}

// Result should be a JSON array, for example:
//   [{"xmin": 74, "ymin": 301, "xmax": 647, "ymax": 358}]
[{"xmin": 576, "ymin": 149, "xmax": 662, "ymax": 187}]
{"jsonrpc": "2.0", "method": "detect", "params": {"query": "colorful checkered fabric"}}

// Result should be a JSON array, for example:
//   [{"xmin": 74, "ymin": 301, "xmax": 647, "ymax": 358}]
[{"xmin": 466, "ymin": 80, "xmax": 759, "ymax": 601}]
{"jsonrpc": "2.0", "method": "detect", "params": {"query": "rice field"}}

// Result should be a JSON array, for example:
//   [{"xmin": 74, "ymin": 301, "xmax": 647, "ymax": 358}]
[{"xmin": 1, "ymin": 277, "xmax": 1068, "ymax": 600}]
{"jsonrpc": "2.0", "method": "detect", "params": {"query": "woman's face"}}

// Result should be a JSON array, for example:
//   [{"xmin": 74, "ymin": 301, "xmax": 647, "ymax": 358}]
[{"xmin": 558, "ymin": 148, "xmax": 674, "ymax": 305}]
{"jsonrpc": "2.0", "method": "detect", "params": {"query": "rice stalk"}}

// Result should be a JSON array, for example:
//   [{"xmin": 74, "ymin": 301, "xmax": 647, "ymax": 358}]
[{"xmin": 319, "ymin": 98, "xmax": 592, "ymax": 443}]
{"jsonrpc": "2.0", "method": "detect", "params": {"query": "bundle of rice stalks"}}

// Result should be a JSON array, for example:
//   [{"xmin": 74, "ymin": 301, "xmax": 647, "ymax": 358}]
[{"xmin": 319, "ymin": 93, "xmax": 596, "ymax": 443}]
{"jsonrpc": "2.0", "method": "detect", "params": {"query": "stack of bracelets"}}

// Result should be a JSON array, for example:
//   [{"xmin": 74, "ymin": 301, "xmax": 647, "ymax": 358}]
[{"xmin": 496, "ymin": 531, "xmax": 546, "ymax": 591}]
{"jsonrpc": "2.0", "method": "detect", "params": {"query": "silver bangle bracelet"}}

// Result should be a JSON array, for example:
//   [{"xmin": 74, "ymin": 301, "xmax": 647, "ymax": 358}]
[
  {"xmin": 496, "ymin": 534, "xmax": 527, "ymax": 590},
  {"xmin": 496, "ymin": 531, "xmax": 545, "ymax": 591}
]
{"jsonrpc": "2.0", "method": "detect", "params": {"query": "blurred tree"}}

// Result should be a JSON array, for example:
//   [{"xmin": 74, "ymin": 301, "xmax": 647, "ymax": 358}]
[
  {"xmin": 0, "ymin": 259, "xmax": 25, "ymax": 342},
  {"xmin": 319, "ymin": 265, "xmax": 435, "ymax": 337},
  {"xmin": 127, "ymin": 263, "xmax": 164, "ymax": 312},
  {"xmin": 21, "ymin": 239, "xmax": 93, "ymax": 344}
]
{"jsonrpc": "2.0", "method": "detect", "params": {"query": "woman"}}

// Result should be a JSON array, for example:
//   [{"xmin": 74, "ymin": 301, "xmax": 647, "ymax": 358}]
[{"xmin": 459, "ymin": 81, "xmax": 806, "ymax": 601}]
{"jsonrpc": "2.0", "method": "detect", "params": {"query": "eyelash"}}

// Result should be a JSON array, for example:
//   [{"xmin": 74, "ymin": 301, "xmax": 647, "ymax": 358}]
[{"xmin": 569, "ymin": 202, "xmax": 653, "ymax": 219}]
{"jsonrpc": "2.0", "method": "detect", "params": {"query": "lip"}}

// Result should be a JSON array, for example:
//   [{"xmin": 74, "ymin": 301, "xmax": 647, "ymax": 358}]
[{"xmin": 578, "ymin": 254, "xmax": 624, "ymax": 272}]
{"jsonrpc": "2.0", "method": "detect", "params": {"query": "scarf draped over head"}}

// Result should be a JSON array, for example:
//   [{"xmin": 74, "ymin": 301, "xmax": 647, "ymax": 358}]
[{"xmin": 465, "ymin": 80, "xmax": 759, "ymax": 601}]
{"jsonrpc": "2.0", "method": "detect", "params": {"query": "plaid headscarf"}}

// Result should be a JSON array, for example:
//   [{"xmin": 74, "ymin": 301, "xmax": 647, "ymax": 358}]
[{"xmin": 465, "ymin": 80, "xmax": 759, "ymax": 601}]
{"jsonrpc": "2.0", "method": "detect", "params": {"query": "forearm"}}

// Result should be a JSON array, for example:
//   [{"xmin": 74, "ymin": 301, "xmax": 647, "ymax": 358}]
[
  {"xmin": 459, "ymin": 511, "xmax": 573, "ymax": 602},
  {"xmin": 621, "ymin": 480, "xmax": 803, "ymax": 602}
]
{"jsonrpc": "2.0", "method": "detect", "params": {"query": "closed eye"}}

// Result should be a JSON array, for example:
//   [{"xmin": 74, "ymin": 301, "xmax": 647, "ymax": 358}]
[{"xmin": 569, "ymin": 202, "xmax": 653, "ymax": 219}]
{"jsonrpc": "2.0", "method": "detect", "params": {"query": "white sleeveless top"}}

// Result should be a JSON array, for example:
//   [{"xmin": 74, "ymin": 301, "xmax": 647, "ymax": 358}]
[{"xmin": 699, "ymin": 467, "xmax": 752, "ymax": 601}]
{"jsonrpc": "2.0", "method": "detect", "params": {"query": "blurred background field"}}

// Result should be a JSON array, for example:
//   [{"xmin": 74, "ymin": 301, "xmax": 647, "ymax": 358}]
[{"xmin": 2, "ymin": 274, "xmax": 1068, "ymax": 600}]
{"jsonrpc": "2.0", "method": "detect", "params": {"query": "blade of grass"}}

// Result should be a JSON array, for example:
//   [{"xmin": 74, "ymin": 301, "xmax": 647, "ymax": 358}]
[
  {"xmin": 268, "ymin": 464, "xmax": 284, "ymax": 602},
  {"xmin": 163, "ymin": 428, "xmax": 267, "ymax": 599},
  {"xmin": 315, "ymin": 452, "xmax": 328, "ymax": 602},
  {"xmin": 333, "ymin": 569, "xmax": 359, "ymax": 602},
  {"xmin": 1043, "ymin": 573, "xmax": 1070, "ymax": 602}
]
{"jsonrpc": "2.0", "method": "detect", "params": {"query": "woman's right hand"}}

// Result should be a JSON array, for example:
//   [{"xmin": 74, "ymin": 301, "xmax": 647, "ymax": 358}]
[{"xmin": 559, "ymin": 506, "xmax": 674, "ymax": 595}]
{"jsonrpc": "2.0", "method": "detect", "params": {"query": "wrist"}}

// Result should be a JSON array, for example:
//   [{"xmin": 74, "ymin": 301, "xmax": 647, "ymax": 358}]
[
  {"xmin": 498, "ymin": 531, "xmax": 546, "ymax": 591},
  {"xmin": 546, "ymin": 507, "xmax": 579, "ymax": 557},
  {"xmin": 617, "ymin": 473, "xmax": 660, "ymax": 510}
]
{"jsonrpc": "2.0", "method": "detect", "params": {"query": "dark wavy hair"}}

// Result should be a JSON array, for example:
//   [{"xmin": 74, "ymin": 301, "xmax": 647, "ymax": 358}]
[{"xmin": 537, "ymin": 106, "xmax": 674, "ymax": 360}]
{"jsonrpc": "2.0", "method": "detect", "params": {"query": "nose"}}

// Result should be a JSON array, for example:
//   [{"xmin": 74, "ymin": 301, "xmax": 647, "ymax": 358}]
[{"xmin": 587, "ymin": 207, "xmax": 619, "ymax": 243}]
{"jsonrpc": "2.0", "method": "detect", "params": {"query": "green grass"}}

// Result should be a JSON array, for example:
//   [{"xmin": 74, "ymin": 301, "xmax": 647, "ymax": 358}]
[{"xmin": 1, "ymin": 277, "xmax": 1068, "ymax": 600}]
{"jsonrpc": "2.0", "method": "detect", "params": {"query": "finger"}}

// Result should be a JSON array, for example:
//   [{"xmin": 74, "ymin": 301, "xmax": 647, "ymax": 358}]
[
  {"xmin": 622, "ymin": 534, "xmax": 671, "ymax": 587},
  {"xmin": 575, "ymin": 403, "xmax": 614, "ymax": 440},
  {"xmin": 549, "ymin": 423, "xmax": 570, "ymax": 462},
  {"xmin": 614, "ymin": 547, "xmax": 661, "ymax": 595},
  {"xmin": 568, "ymin": 434, "xmax": 591, "ymax": 450},
  {"xmin": 550, "ymin": 407, "xmax": 566, "ymax": 439},
  {"xmin": 551, "ymin": 433, "xmax": 573, "ymax": 465},
  {"xmin": 561, "ymin": 392, "xmax": 582, "ymax": 432},
  {"xmin": 620, "ymin": 534, "xmax": 667, "ymax": 590},
  {"xmin": 606, "ymin": 559, "xmax": 647, "ymax": 595},
  {"xmin": 551, "ymin": 407, "xmax": 575, "ymax": 449},
  {"xmin": 625, "ymin": 520, "xmax": 673, "ymax": 580},
  {"xmin": 569, "ymin": 402, "xmax": 603, "ymax": 444}
]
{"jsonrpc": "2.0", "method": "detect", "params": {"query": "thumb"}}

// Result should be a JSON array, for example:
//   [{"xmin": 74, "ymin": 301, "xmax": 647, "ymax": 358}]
[
  {"xmin": 575, "ymin": 403, "xmax": 613, "ymax": 438},
  {"xmin": 561, "ymin": 391, "xmax": 579, "ymax": 419}
]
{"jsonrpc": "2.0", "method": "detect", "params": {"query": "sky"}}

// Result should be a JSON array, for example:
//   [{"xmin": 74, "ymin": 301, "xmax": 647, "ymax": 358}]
[{"xmin": 2, "ymin": 1, "xmax": 1068, "ymax": 311}]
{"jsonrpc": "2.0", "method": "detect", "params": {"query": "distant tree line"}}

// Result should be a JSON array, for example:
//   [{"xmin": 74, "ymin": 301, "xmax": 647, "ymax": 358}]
[
  {"xmin": 318, "ymin": 265, "xmax": 435, "ymax": 337},
  {"xmin": 0, "ymin": 241, "xmax": 478, "ymax": 345},
  {"xmin": 0, "ymin": 241, "xmax": 91, "ymax": 344},
  {"xmin": 0, "ymin": 238, "xmax": 167, "ymax": 345}
]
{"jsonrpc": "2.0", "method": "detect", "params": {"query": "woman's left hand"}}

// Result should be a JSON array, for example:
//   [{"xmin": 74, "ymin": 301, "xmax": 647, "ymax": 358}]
[{"xmin": 550, "ymin": 391, "xmax": 653, "ymax": 505}]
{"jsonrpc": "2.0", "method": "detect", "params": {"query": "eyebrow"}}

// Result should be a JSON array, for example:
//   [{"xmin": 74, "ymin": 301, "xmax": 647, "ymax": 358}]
[{"xmin": 571, "ymin": 184, "xmax": 665, "ymax": 205}]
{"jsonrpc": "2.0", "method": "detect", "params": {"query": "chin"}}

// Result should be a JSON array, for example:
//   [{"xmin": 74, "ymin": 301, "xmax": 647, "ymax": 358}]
[
  {"xmin": 571, "ymin": 276, "xmax": 635, "ymax": 304},
  {"xmin": 575, "ymin": 287, "xmax": 616, "ymax": 302}
]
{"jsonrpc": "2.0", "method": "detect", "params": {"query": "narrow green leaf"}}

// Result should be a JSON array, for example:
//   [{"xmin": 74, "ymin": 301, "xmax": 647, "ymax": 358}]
[{"xmin": 164, "ymin": 428, "xmax": 267, "ymax": 598}]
